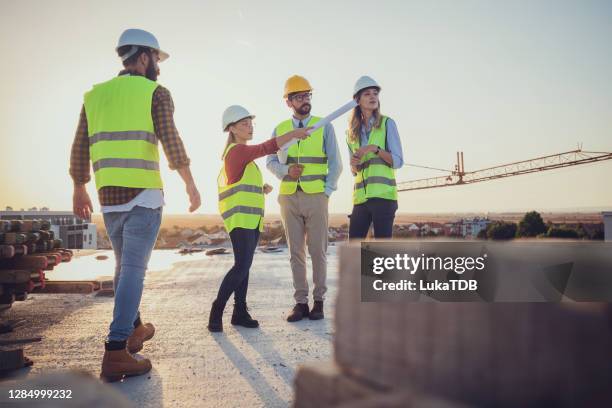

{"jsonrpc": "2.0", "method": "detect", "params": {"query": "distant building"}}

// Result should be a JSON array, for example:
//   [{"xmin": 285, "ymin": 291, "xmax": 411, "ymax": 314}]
[
  {"xmin": 402, "ymin": 224, "xmax": 419, "ymax": 237},
  {"xmin": 0, "ymin": 210, "xmax": 97, "ymax": 249},
  {"xmin": 180, "ymin": 228, "xmax": 194, "ymax": 238},
  {"xmin": 187, "ymin": 233, "xmax": 212, "ymax": 246},
  {"xmin": 458, "ymin": 217, "xmax": 491, "ymax": 238},
  {"xmin": 443, "ymin": 223, "xmax": 458, "ymax": 236},
  {"xmin": 603, "ymin": 212, "xmax": 612, "ymax": 242}
]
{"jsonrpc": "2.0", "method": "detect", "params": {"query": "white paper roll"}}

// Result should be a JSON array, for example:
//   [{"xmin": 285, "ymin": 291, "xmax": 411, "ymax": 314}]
[{"xmin": 277, "ymin": 99, "xmax": 357, "ymax": 164}]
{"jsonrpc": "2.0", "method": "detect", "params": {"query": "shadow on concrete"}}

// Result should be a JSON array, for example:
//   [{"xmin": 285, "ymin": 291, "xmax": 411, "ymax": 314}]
[
  {"xmin": 212, "ymin": 333, "xmax": 288, "ymax": 407},
  {"xmin": 112, "ymin": 365, "xmax": 164, "ymax": 408},
  {"xmin": 234, "ymin": 327, "xmax": 295, "ymax": 387}
]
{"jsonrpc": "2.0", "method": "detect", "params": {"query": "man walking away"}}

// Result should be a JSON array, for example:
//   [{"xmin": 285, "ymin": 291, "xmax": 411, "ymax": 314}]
[{"xmin": 70, "ymin": 29, "xmax": 201, "ymax": 382}]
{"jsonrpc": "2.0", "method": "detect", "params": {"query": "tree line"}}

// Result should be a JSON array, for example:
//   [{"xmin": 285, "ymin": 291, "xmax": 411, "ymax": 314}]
[{"xmin": 477, "ymin": 211, "xmax": 604, "ymax": 240}]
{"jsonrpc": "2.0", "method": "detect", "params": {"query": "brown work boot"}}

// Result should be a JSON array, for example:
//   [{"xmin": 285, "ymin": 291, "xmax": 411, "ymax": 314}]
[
  {"xmin": 100, "ymin": 348, "xmax": 152, "ymax": 382},
  {"xmin": 287, "ymin": 303, "xmax": 309, "ymax": 322},
  {"xmin": 309, "ymin": 300, "xmax": 324, "ymax": 320},
  {"xmin": 127, "ymin": 323, "xmax": 155, "ymax": 354}
]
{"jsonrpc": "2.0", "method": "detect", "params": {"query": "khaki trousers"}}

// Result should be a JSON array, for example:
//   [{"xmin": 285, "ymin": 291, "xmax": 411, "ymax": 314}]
[{"xmin": 279, "ymin": 190, "xmax": 328, "ymax": 303}]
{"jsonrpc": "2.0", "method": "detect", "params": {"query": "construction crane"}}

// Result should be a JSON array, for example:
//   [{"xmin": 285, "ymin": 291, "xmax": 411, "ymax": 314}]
[{"xmin": 397, "ymin": 147, "xmax": 612, "ymax": 192}]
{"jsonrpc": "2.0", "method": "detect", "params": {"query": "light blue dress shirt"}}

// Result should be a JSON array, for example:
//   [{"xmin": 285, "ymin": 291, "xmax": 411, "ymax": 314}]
[
  {"xmin": 266, "ymin": 115, "xmax": 343, "ymax": 197},
  {"xmin": 347, "ymin": 116, "xmax": 404, "ymax": 169}
]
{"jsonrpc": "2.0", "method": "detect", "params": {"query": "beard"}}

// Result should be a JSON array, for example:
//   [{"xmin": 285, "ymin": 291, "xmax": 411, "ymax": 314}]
[
  {"xmin": 145, "ymin": 59, "xmax": 158, "ymax": 81},
  {"xmin": 296, "ymin": 103, "xmax": 311, "ymax": 116}
]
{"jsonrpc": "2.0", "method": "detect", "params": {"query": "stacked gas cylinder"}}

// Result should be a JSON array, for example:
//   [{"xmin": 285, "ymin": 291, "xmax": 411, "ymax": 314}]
[{"xmin": 0, "ymin": 220, "xmax": 73, "ymax": 308}]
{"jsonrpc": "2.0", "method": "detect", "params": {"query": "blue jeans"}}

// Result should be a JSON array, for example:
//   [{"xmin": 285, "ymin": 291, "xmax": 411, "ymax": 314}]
[{"xmin": 103, "ymin": 205, "xmax": 162, "ymax": 342}]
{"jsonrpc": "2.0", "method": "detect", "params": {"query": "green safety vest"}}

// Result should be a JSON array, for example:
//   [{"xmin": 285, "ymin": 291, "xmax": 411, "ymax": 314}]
[
  {"xmin": 84, "ymin": 75, "xmax": 162, "ymax": 190},
  {"xmin": 218, "ymin": 143, "xmax": 265, "ymax": 233},
  {"xmin": 347, "ymin": 116, "xmax": 397, "ymax": 205},
  {"xmin": 275, "ymin": 117, "xmax": 327, "ymax": 195}
]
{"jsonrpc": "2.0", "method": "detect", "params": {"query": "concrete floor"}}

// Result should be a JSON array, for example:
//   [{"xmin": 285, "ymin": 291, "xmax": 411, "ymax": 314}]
[{"xmin": 0, "ymin": 247, "xmax": 339, "ymax": 407}]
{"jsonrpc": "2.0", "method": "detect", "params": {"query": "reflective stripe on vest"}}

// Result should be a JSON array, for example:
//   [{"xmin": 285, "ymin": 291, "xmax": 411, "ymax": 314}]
[
  {"xmin": 217, "ymin": 143, "xmax": 265, "ymax": 233},
  {"xmin": 282, "ymin": 174, "xmax": 326, "ymax": 182},
  {"xmin": 354, "ymin": 176, "xmax": 396, "ymax": 190},
  {"xmin": 286, "ymin": 157, "xmax": 328, "ymax": 164},
  {"xmin": 221, "ymin": 205, "xmax": 264, "ymax": 220},
  {"xmin": 89, "ymin": 130, "xmax": 158, "ymax": 146},
  {"xmin": 84, "ymin": 76, "xmax": 162, "ymax": 190},
  {"xmin": 359, "ymin": 157, "xmax": 388, "ymax": 169},
  {"xmin": 275, "ymin": 116, "xmax": 327, "ymax": 195},
  {"xmin": 218, "ymin": 184, "xmax": 263, "ymax": 201},
  {"xmin": 92, "ymin": 158, "xmax": 160, "ymax": 172},
  {"xmin": 347, "ymin": 116, "xmax": 398, "ymax": 205}
]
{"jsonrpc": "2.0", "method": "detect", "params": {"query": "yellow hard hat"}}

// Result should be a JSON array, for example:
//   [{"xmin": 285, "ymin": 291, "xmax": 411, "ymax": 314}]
[{"xmin": 283, "ymin": 75, "xmax": 312, "ymax": 98}]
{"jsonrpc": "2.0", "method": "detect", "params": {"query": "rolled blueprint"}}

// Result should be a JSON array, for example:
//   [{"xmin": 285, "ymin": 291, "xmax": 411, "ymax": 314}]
[{"xmin": 277, "ymin": 99, "xmax": 358, "ymax": 164}]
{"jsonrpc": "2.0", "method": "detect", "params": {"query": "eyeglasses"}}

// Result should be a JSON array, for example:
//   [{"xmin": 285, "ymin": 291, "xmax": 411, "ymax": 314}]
[{"xmin": 290, "ymin": 92, "xmax": 312, "ymax": 102}]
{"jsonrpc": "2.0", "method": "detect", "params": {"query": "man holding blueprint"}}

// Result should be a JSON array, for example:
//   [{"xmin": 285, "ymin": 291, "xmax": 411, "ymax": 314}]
[{"xmin": 266, "ymin": 75, "xmax": 343, "ymax": 322}]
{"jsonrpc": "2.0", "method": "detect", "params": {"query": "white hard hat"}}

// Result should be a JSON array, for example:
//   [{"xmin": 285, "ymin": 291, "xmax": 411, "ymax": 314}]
[
  {"xmin": 222, "ymin": 105, "xmax": 255, "ymax": 131},
  {"xmin": 353, "ymin": 75, "xmax": 381, "ymax": 98},
  {"xmin": 116, "ymin": 29, "xmax": 169, "ymax": 62}
]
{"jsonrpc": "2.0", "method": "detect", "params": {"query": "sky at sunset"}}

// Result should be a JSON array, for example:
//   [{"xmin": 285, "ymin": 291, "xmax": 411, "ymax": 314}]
[{"xmin": 1, "ymin": 0, "xmax": 611, "ymax": 215}]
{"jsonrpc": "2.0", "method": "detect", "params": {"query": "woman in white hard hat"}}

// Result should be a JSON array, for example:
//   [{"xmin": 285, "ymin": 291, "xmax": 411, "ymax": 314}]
[
  {"xmin": 208, "ymin": 105, "xmax": 310, "ymax": 332},
  {"xmin": 346, "ymin": 76, "xmax": 404, "ymax": 239}
]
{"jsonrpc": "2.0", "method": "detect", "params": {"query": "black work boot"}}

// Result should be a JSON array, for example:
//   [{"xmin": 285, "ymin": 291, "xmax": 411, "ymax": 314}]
[
  {"xmin": 231, "ymin": 302, "xmax": 259, "ymax": 328},
  {"xmin": 208, "ymin": 300, "xmax": 225, "ymax": 332},
  {"xmin": 309, "ymin": 301, "xmax": 324, "ymax": 320},
  {"xmin": 287, "ymin": 303, "xmax": 309, "ymax": 322}
]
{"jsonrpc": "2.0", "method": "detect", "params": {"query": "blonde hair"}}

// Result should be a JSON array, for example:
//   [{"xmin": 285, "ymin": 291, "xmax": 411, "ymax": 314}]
[
  {"xmin": 221, "ymin": 131, "xmax": 237, "ymax": 159},
  {"xmin": 348, "ymin": 103, "xmax": 382, "ymax": 144}
]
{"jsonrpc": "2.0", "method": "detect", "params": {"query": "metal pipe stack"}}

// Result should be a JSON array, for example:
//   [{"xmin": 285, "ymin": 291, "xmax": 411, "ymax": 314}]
[{"xmin": 0, "ymin": 219, "xmax": 73, "ymax": 309}]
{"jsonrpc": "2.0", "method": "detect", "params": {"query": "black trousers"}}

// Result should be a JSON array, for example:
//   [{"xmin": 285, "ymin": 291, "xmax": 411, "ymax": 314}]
[
  {"xmin": 349, "ymin": 198, "xmax": 398, "ymax": 239},
  {"xmin": 216, "ymin": 227, "xmax": 260, "ymax": 306}
]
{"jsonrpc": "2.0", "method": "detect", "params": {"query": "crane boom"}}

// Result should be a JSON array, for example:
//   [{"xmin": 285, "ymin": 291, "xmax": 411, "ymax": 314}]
[{"xmin": 397, "ymin": 149, "xmax": 612, "ymax": 192}]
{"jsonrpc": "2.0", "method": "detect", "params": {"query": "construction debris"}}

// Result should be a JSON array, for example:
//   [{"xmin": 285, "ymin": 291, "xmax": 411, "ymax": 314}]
[
  {"xmin": 205, "ymin": 248, "xmax": 228, "ymax": 256},
  {"xmin": 0, "ymin": 348, "xmax": 33, "ymax": 372},
  {"xmin": 0, "ymin": 219, "xmax": 73, "ymax": 309},
  {"xmin": 0, "ymin": 219, "xmax": 77, "ymax": 375},
  {"xmin": 33, "ymin": 281, "xmax": 99, "ymax": 294},
  {"xmin": 95, "ymin": 279, "xmax": 115, "ymax": 297},
  {"xmin": 178, "ymin": 247, "xmax": 205, "ymax": 254},
  {"xmin": 0, "ymin": 336, "xmax": 42, "ymax": 346},
  {"xmin": 0, "ymin": 319, "xmax": 26, "ymax": 334},
  {"xmin": 260, "ymin": 245, "xmax": 282, "ymax": 253}
]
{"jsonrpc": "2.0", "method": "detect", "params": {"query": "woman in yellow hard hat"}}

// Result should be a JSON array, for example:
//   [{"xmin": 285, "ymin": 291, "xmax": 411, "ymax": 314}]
[
  {"xmin": 208, "ymin": 105, "xmax": 310, "ymax": 332},
  {"xmin": 346, "ymin": 76, "xmax": 404, "ymax": 239}
]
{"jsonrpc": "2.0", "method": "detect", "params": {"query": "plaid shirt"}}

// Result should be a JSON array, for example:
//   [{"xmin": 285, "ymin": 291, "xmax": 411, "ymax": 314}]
[{"xmin": 69, "ymin": 73, "xmax": 190, "ymax": 206}]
